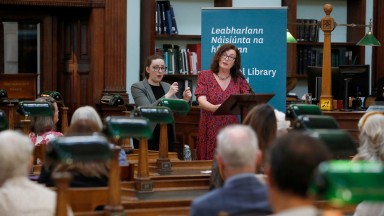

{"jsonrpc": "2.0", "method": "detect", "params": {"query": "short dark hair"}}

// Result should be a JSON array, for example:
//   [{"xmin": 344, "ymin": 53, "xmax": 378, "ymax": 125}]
[{"xmin": 267, "ymin": 132, "xmax": 331, "ymax": 198}]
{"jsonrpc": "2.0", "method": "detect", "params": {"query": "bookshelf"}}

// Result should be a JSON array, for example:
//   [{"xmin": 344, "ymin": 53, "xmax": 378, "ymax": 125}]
[{"xmin": 283, "ymin": 0, "xmax": 366, "ymax": 78}]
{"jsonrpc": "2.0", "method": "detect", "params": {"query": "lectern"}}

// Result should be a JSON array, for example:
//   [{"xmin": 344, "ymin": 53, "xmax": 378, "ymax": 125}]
[{"xmin": 213, "ymin": 93, "xmax": 275, "ymax": 122}]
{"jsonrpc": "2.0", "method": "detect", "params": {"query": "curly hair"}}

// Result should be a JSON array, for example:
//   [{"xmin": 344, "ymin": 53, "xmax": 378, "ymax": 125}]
[{"xmin": 210, "ymin": 43, "xmax": 244, "ymax": 82}]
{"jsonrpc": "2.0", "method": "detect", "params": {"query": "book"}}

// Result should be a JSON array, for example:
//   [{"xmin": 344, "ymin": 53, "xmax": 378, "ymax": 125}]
[
  {"xmin": 186, "ymin": 44, "xmax": 201, "ymax": 72},
  {"xmin": 169, "ymin": 5, "xmax": 178, "ymax": 34}
]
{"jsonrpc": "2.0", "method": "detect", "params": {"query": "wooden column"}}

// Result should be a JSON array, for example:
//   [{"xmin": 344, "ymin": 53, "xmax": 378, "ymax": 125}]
[
  {"xmin": 157, "ymin": 123, "xmax": 172, "ymax": 175},
  {"xmin": 320, "ymin": 4, "xmax": 336, "ymax": 111},
  {"xmin": 102, "ymin": 0, "xmax": 128, "ymax": 101},
  {"xmin": 135, "ymin": 138, "xmax": 153, "ymax": 192},
  {"xmin": 372, "ymin": 0, "xmax": 384, "ymax": 87},
  {"xmin": 104, "ymin": 148, "xmax": 124, "ymax": 215},
  {"xmin": 60, "ymin": 107, "xmax": 68, "ymax": 134},
  {"xmin": 53, "ymin": 172, "xmax": 71, "ymax": 216}
]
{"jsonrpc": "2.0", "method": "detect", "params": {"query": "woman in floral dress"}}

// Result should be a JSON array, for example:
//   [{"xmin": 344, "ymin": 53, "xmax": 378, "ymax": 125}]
[{"xmin": 195, "ymin": 43, "xmax": 251, "ymax": 160}]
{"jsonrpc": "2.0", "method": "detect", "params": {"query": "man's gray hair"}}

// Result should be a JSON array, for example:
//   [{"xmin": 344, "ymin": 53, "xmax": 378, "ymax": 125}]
[
  {"xmin": 216, "ymin": 124, "xmax": 259, "ymax": 169},
  {"xmin": 0, "ymin": 130, "xmax": 33, "ymax": 184}
]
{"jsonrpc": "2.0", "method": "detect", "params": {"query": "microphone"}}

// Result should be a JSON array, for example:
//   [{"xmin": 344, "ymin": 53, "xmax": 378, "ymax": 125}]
[{"xmin": 239, "ymin": 70, "xmax": 255, "ymax": 94}]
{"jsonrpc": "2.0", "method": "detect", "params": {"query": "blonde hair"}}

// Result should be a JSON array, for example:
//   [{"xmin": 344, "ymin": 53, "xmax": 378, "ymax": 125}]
[
  {"xmin": 71, "ymin": 106, "xmax": 103, "ymax": 130},
  {"xmin": 357, "ymin": 111, "xmax": 384, "ymax": 161}
]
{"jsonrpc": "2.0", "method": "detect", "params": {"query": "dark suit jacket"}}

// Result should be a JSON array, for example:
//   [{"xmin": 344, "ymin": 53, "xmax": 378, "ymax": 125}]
[{"xmin": 190, "ymin": 174, "xmax": 272, "ymax": 216}]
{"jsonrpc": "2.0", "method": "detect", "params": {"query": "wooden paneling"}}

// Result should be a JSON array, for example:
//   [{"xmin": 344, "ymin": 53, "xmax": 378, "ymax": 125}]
[
  {"xmin": 372, "ymin": 0, "xmax": 384, "ymax": 90},
  {"xmin": 0, "ymin": 0, "xmax": 105, "ymax": 7}
]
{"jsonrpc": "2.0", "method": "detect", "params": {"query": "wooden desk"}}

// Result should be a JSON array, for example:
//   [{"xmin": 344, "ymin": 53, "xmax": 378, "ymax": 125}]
[{"xmin": 173, "ymin": 108, "xmax": 366, "ymax": 150}]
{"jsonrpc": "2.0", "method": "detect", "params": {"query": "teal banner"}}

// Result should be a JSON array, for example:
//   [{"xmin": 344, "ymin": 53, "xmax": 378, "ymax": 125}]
[{"xmin": 202, "ymin": 7, "xmax": 287, "ymax": 112}]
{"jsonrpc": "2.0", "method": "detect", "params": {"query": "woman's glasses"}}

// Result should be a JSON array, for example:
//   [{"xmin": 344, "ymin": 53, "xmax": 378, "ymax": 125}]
[
  {"xmin": 152, "ymin": 66, "xmax": 167, "ymax": 72},
  {"xmin": 221, "ymin": 54, "xmax": 236, "ymax": 62}
]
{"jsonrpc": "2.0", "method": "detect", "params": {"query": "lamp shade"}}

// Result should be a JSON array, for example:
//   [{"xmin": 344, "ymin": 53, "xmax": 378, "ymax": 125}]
[
  {"xmin": 100, "ymin": 94, "xmax": 125, "ymax": 106},
  {"xmin": 16, "ymin": 101, "xmax": 53, "ymax": 116},
  {"xmin": 307, "ymin": 129, "xmax": 357, "ymax": 159},
  {"xmin": 293, "ymin": 115, "xmax": 339, "ymax": 130},
  {"xmin": 0, "ymin": 109, "xmax": 8, "ymax": 131},
  {"xmin": 310, "ymin": 160, "xmax": 384, "ymax": 205},
  {"xmin": 135, "ymin": 106, "xmax": 174, "ymax": 124},
  {"xmin": 286, "ymin": 104, "xmax": 323, "ymax": 121},
  {"xmin": 287, "ymin": 29, "xmax": 298, "ymax": 43},
  {"xmin": 0, "ymin": 89, "xmax": 8, "ymax": 99},
  {"xmin": 356, "ymin": 33, "xmax": 381, "ymax": 46},
  {"xmin": 46, "ymin": 135, "xmax": 112, "ymax": 164},
  {"xmin": 41, "ymin": 91, "xmax": 62, "ymax": 101},
  {"xmin": 159, "ymin": 98, "xmax": 190, "ymax": 115},
  {"xmin": 104, "ymin": 116, "xmax": 152, "ymax": 139}
]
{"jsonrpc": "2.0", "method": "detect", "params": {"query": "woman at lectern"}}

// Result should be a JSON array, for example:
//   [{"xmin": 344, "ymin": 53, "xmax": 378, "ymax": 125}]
[
  {"xmin": 131, "ymin": 54, "xmax": 192, "ymax": 151},
  {"xmin": 195, "ymin": 43, "xmax": 251, "ymax": 160}
]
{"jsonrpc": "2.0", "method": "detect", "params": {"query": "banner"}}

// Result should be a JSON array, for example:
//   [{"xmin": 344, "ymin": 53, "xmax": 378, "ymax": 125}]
[{"xmin": 202, "ymin": 7, "xmax": 287, "ymax": 111}]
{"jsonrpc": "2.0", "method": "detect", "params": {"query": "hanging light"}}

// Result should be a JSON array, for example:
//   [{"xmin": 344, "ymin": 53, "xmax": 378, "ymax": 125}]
[
  {"xmin": 287, "ymin": 29, "xmax": 297, "ymax": 43},
  {"xmin": 357, "ymin": 19, "xmax": 381, "ymax": 46}
]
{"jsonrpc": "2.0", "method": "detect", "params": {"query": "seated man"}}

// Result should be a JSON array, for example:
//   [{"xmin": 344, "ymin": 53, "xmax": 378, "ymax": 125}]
[
  {"xmin": 266, "ymin": 132, "xmax": 332, "ymax": 216},
  {"xmin": 0, "ymin": 130, "xmax": 72, "ymax": 216},
  {"xmin": 190, "ymin": 124, "xmax": 272, "ymax": 216}
]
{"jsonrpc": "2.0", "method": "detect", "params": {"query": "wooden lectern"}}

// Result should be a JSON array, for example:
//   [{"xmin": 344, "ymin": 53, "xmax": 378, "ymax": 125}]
[{"xmin": 213, "ymin": 93, "xmax": 275, "ymax": 122}]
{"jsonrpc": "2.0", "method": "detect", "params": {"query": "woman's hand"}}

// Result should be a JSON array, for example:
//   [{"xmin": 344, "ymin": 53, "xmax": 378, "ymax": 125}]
[
  {"xmin": 183, "ymin": 87, "xmax": 192, "ymax": 101},
  {"xmin": 165, "ymin": 82, "xmax": 179, "ymax": 98}
]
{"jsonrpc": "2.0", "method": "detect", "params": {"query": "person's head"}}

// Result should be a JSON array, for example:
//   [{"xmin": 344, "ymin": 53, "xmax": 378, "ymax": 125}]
[
  {"xmin": 216, "ymin": 124, "xmax": 260, "ymax": 179},
  {"xmin": 0, "ymin": 130, "xmax": 33, "ymax": 185},
  {"xmin": 243, "ymin": 103, "xmax": 277, "ymax": 153},
  {"xmin": 66, "ymin": 119, "xmax": 101, "ymax": 136},
  {"xmin": 210, "ymin": 43, "xmax": 243, "ymax": 81},
  {"xmin": 30, "ymin": 96, "xmax": 59, "ymax": 134},
  {"xmin": 70, "ymin": 106, "xmax": 103, "ymax": 131},
  {"xmin": 266, "ymin": 132, "xmax": 332, "ymax": 199},
  {"xmin": 357, "ymin": 111, "xmax": 384, "ymax": 161},
  {"xmin": 143, "ymin": 54, "xmax": 166, "ymax": 84}
]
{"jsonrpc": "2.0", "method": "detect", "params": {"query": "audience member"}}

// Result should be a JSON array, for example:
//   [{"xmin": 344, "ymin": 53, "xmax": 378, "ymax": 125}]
[
  {"xmin": 210, "ymin": 104, "xmax": 287, "ymax": 189},
  {"xmin": 195, "ymin": 43, "xmax": 251, "ymax": 160},
  {"xmin": 190, "ymin": 124, "xmax": 272, "ymax": 216},
  {"xmin": 131, "ymin": 54, "xmax": 192, "ymax": 151},
  {"xmin": 38, "ymin": 119, "xmax": 110, "ymax": 187},
  {"xmin": 70, "ymin": 105, "xmax": 127, "ymax": 166},
  {"xmin": 352, "ymin": 111, "xmax": 384, "ymax": 216},
  {"xmin": 29, "ymin": 96, "xmax": 63, "ymax": 145},
  {"xmin": 0, "ymin": 130, "xmax": 72, "ymax": 216},
  {"xmin": 265, "ymin": 132, "xmax": 332, "ymax": 216}
]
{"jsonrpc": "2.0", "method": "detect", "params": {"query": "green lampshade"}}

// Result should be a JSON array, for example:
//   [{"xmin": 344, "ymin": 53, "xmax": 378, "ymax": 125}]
[
  {"xmin": 307, "ymin": 129, "xmax": 357, "ymax": 159},
  {"xmin": 357, "ymin": 32, "xmax": 381, "ymax": 46},
  {"xmin": 310, "ymin": 160, "xmax": 384, "ymax": 205},
  {"xmin": 159, "ymin": 98, "xmax": 190, "ymax": 115},
  {"xmin": 104, "ymin": 116, "xmax": 152, "ymax": 139},
  {"xmin": 136, "ymin": 106, "xmax": 174, "ymax": 124},
  {"xmin": 0, "ymin": 89, "xmax": 8, "ymax": 99},
  {"xmin": 286, "ymin": 104, "xmax": 323, "ymax": 121},
  {"xmin": 46, "ymin": 135, "xmax": 112, "ymax": 164},
  {"xmin": 16, "ymin": 101, "xmax": 53, "ymax": 117},
  {"xmin": 293, "ymin": 115, "xmax": 339, "ymax": 130},
  {"xmin": 0, "ymin": 109, "xmax": 8, "ymax": 131},
  {"xmin": 41, "ymin": 91, "xmax": 62, "ymax": 102},
  {"xmin": 287, "ymin": 29, "xmax": 297, "ymax": 43}
]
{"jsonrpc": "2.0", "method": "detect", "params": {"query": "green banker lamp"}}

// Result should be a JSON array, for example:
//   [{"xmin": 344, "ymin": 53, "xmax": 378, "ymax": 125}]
[
  {"xmin": 132, "ymin": 105, "xmax": 174, "ymax": 175},
  {"xmin": 104, "ymin": 116, "xmax": 152, "ymax": 140},
  {"xmin": 104, "ymin": 116, "xmax": 153, "ymax": 191},
  {"xmin": 46, "ymin": 135, "xmax": 112, "ymax": 164},
  {"xmin": 310, "ymin": 160, "xmax": 384, "ymax": 206},
  {"xmin": 287, "ymin": 29, "xmax": 298, "ymax": 43},
  {"xmin": 41, "ymin": 91, "xmax": 62, "ymax": 102},
  {"xmin": 158, "ymin": 98, "xmax": 190, "ymax": 115},
  {"xmin": 286, "ymin": 104, "xmax": 323, "ymax": 123},
  {"xmin": 16, "ymin": 101, "xmax": 53, "ymax": 117},
  {"xmin": 293, "ymin": 115, "xmax": 339, "ymax": 130},
  {"xmin": 307, "ymin": 129, "xmax": 357, "ymax": 159},
  {"xmin": 0, "ymin": 109, "xmax": 8, "ymax": 131},
  {"xmin": 0, "ymin": 89, "xmax": 8, "ymax": 100}
]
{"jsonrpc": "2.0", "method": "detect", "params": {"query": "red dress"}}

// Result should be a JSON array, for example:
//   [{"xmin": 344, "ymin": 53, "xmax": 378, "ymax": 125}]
[{"xmin": 195, "ymin": 70, "xmax": 250, "ymax": 160}]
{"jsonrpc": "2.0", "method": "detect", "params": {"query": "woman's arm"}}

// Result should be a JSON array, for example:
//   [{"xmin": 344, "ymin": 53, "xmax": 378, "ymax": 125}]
[
  {"xmin": 198, "ymin": 95, "xmax": 220, "ymax": 113},
  {"xmin": 131, "ymin": 83, "xmax": 158, "ymax": 106}
]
